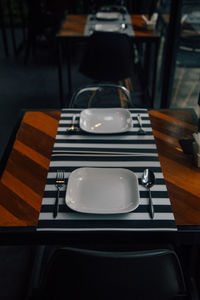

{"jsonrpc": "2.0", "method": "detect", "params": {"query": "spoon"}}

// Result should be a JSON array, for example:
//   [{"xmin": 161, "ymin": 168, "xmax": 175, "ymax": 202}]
[
  {"xmin": 141, "ymin": 168, "xmax": 155, "ymax": 219},
  {"xmin": 137, "ymin": 114, "xmax": 146, "ymax": 135},
  {"xmin": 67, "ymin": 114, "xmax": 79, "ymax": 134},
  {"xmin": 121, "ymin": 23, "xmax": 127, "ymax": 30}
]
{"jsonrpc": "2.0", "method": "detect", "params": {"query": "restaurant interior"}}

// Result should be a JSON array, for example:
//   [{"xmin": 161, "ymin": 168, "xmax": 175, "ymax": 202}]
[{"xmin": 0, "ymin": 0, "xmax": 200, "ymax": 299}]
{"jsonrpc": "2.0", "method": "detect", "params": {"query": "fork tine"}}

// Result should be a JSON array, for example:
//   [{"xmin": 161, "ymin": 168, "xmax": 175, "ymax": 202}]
[{"xmin": 56, "ymin": 169, "xmax": 65, "ymax": 182}]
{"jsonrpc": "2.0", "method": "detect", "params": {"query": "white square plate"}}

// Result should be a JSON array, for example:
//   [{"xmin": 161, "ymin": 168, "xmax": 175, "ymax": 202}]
[
  {"xmin": 65, "ymin": 168, "xmax": 140, "ymax": 214},
  {"xmin": 94, "ymin": 23, "xmax": 121, "ymax": 32},
  {"xmin": 96, "ymin": 12, "xmax": 121, "ymax": 20},
  {"xmin": 79, "ymin": 108, "xmax": 133, "ymax": 134}
]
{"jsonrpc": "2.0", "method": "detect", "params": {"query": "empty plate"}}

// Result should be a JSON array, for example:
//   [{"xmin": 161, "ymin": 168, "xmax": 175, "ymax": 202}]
[
  {"xmin": 96, "ymin": 12, "xmax": 121, "ymax": 20},
  {"xmin": 65, "ymin": 168, "xmax": 140, "ymax": 214},
  {"xmin": 79, "ymin": 108, "xmax": 133, "ymax": 134},
  {"xmin": 94, "ymin": 23, "xmax": 121, "ymax": 32}
]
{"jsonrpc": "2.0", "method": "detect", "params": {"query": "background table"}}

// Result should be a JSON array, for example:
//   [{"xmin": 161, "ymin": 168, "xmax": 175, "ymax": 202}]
[{"xmin": 56, "ymin": 14, "xmax": 161, "ymax": 108}]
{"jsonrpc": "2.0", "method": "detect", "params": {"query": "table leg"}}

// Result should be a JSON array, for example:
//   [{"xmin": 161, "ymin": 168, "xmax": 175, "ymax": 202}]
[
  {"xmin": 66, "ymin": 39, "xmax": 72, "ymax": 100},
  {"xmin": 7, "ymin": 0, "xmax": 17, "ymax": 56},
  {"xmin": 151, "ymin": 39, "xmax": 160, "ymax": 108},
  {"xmin": 57, "ymin": 38, "xmax": 64, "ymax": 108},
  {"xmin": 0, "ymin": 0, "xmax": 9, "ymax": 57}
]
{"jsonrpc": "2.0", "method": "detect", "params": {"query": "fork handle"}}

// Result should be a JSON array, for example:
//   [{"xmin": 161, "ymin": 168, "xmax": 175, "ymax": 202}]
[{"xmin": 53, "ymin": 188, "xmax": 60, "ymax": 218}]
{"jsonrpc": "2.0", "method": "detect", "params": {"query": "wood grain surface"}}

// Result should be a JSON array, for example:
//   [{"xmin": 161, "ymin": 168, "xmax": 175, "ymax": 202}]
[
  {"xmin": 149, "ymin": 110, "xmax": 200, "ymax": 225},
  {"xmin": 0, "ymin": 110, "xmax": 200, "ymax": 227},
  {"xmin": 0, "ymin": 111, "xmax": 60, "ymax": 226}
]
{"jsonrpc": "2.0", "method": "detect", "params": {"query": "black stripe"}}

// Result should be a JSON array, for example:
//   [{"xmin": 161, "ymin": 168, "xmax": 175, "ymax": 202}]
[
  {"xmin": 38, "ymin": 219, "xmax": 177, "ymax": 229},
  {"xmin": 54, "ymin": 139, "xmax": 156, "ymax": 144},
  {"xmin": 58, "ymin": 123, "xmax": 152, "ymax": 129},
  {"xmin": 48, "ymin": 166, "xmax": 163, "ymax": 173},
  {"xmin": 40, "ymin": 204, "xmax": 173, "ymax": 214},
  {"xmin": 42, "ymin": 190, "xmax": 169, "ymax": 198},
  {"xmin": 50, "ymin": 155, "xmax": 159, "ymax": 162},
  {"xmin": 52, "ymin": 147, "xmax": 157, "ymax": 153}
]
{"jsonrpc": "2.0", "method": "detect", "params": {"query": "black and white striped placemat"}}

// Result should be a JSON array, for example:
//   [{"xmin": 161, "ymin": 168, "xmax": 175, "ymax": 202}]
[
  {"xmin": 37, "ymin": 109, "xmax": 177, "ymax": 231},
  {"xmin": 84, "ymin": 13, "xmax": 134, "ymax": 36}
]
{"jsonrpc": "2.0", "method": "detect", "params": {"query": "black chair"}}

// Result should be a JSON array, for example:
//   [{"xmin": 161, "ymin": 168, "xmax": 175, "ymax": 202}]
[
  {"xmin": 98, "ymin": 4, "xmax": 129, "ymax": 15},
  {"xmin": 29, "ymin": 247, "xmax": 198, "ymax": 300},
  {"xmin": 79, "ymin": 31, "xmax": 133, "ymax": 82},
  {"xmin": 78, "ymin": 31, "xmax": 136, "ymax": 106}
]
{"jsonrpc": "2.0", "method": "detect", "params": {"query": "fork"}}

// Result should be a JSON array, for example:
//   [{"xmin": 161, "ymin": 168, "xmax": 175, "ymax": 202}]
[{"xmin": 53, "ymin": 170, "xmax": 65, "ymax": 218}]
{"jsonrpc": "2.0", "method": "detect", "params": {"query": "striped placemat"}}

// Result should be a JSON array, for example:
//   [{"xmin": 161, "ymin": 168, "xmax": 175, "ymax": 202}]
[
  {"xmin": 84, "ymin": 13, "xmax": 134, "ymax": 36},
  {"xmin": 37, "ymin": 108, "xmax": 177, "ymax": 231}
]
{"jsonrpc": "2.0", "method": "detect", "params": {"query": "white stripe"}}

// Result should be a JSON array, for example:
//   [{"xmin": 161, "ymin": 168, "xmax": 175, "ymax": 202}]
[
  {"xmin": 56, "ymin": 132, "xmax": 154, "ymax": 138},
  {"xmin": 51, "ymin": 153, "xmax": 158, "ymax": 157},
  {"xmin": 53, "ymin": 143, "xmax": 157, "ymax": 149},
  {"xmin": 139, "ymin": 185, "xmax": 167, "ymax": 192},
  {"xmin": 59, "ymin": 119, "xmax": 152, "ymax": 125},
  {"xmin": 49, "ymin": 160, "xmax": 161, "ymax": 167},
  {"xmin": 39, "ymin": 212, "xmax": 175, "ymax": 220},
  {"xmin": 41, "ymin": 197, "xmax": 171, "ymax": 205},
  {"xmin": 47, "ymin": 172, "xmax": 164, "ymax": 179},
  {"xmin": 44, "ymin": 184, "xmax": 167, "ymax": 192}
]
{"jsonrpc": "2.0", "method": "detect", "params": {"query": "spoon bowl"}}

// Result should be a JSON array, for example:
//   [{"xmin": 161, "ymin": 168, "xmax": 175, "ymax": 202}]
[{"xmin": 141, "ymin": 168, "xmax": 155, "ymax": 219}]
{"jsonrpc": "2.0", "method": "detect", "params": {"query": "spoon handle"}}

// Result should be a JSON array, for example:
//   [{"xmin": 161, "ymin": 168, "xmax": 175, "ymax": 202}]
[
  {"xmin": 137, "ymin": 114, "xmax": 143, "ymax": 128},
  {"xmin": 148, "ymin": 188, "xmax": 154, "ymax": 219},
  {"xmin": 72, "ymin": 114, "xmax": 77, "ymax": 125}
]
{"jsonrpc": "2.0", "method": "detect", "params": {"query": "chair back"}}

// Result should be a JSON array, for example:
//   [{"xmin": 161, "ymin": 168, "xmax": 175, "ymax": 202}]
[
  {"xmin": 79, "ymin": 31, "xmax": 134, "ymax": 82},
  {"xmin": 98, "ymin": 5, "xmax": 128, "ymax": 15},
  {"xmin": 69, "ymin": 83, "xmax": 133, "ymax": 108},
  {"xmin": 37, "ymin": 248, "xmax": 189, "ymax": 300}
]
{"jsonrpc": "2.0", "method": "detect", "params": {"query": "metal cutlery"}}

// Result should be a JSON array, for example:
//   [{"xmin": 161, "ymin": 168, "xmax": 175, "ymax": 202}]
[
  {"xmin": 53, "ymin": 170, "xmax": 65, "ymax": 218},
  {"xmin": 66, "ymin": 114, "xmax": 80, "ymax": 134},
  {"xmin": 121, "ymin": 23, "xmax": 127, "ymax": 30},
  {"xmin": 137, "ymin": 114, "xmax": 146, "ymax": 135},
  {"xmin": 141, "ymin": 168, "xmax": 155, "ymax": 219}
]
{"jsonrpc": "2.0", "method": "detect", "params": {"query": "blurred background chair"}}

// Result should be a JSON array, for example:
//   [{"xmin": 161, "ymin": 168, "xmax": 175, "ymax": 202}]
[
  {"xmin": 84, "ymin": 0, "xmax": 128, "ymax": 14},
  {"xmin": 78, "ymin": 31, "xmax": 142, "ymax": 107},
  {"xmin": 28, "ymin": 247, "xmax": 198, "ymax": 300},
  {"xmin": 98, "ymin": 4, "xmax": 129, "ymax": 15},
  {"xmin": 79, "ymin": 31, "xmax": 133, "ymax": 82}
]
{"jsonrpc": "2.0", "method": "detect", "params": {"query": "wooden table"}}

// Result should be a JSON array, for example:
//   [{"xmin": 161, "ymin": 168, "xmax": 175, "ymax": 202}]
[
  {"xmin": 0, "ymin": 109, "xmax": 200, "ymax": 245},
  {"xmin": 56, "ymin": 14, "xmax": 161, "ymax": 108}
]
